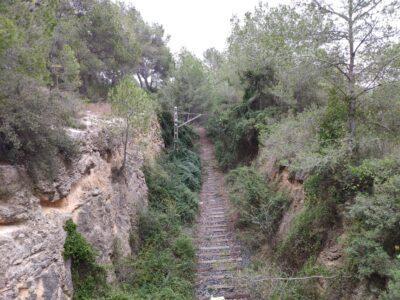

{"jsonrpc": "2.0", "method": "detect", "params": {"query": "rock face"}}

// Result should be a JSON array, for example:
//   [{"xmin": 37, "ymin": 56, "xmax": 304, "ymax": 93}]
[
  {"xmin": 259, "ymin": 158, "xmax": 306, "ymax": 242},
  {"xmin": 0, "ymin": 113, "xmax": 162, "ymax": 299}
]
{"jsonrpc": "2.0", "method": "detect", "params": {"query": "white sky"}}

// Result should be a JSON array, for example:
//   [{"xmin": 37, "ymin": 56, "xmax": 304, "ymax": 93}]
[{"xmin": 124, "ymin": 0, "xmax": 292, "ymax": 58}]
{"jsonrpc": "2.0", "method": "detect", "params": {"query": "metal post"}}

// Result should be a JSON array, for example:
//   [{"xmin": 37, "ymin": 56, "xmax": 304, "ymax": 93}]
[{"xmin": 173, "ymin": 106, "xmax": 178, "ymax": 150}]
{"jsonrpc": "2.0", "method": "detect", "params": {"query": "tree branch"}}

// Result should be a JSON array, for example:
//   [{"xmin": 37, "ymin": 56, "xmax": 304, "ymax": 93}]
[
  {"xmin": 313, "ymin": 0, "xmax": 349, "ymax": 21},
  {"xmin": 354, "ymin": 0, "xmax": 384, "ymax": 22},
  {"xmin": 354, "ymin": 22, "xmax": 376, "ymax": 54},
  {"xmin": 357, "ymin": 52, "xmax": 400, "ymax": 97}
]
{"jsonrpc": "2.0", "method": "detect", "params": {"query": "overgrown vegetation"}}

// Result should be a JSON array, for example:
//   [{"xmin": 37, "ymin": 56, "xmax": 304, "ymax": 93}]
[
  {"xmin": 0, "ymin": 0, "xmax": 171, "ymax": 179},
  {"xmin": 207, "ymin": 72, "xmax": 285, "ymax": 170},
  {"xmin": 108, "ymin": 118, "xmax": 200, "ymax": 299},
  {"xmin": 62, "ymin": 117, "xmax": 200, "ymax": 299},
  {"xmin": 226, "ymin": 166, "xmax": 289, "ymax": 240},
  {"xmin": 63, "ymin": 220, "xmax": 107, "ymax": 299},
  {"xmin": 2, "ymin": 0, "xmax": 400, "ymax": 298},
  {"xmin": 202, "ymin": 1, "xmax": 400, "ymax": 298},
  {"xmin": 345, "ymin": 155, "xmax": 400, "ymax": 294}
]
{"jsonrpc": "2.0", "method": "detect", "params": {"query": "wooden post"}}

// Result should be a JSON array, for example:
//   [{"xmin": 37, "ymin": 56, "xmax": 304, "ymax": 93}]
[{"xmin": 173, "ymin": 106, "xmax": 178, "ymax": 150}]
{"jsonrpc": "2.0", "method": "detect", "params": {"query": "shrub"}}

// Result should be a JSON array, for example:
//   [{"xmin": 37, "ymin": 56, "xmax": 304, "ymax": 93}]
[
  {"xmin": 276, "ymin": 199, "xmax": 336, "ymax": 271},
  {"xmin": 381, "ymin": 269, "xmax": 400, "ymax": 300},
  {"xmin": 318, "ymin": 90, "xmax": 347, "ymax": 148},
  {"xmin": 116, "ymin": 128, "xmax": 200, "ymax": 299},
  {"xmin": 207, "ymin": 102, "xmax": 283, "ymax": 170},
  {"xmin": 345, "ymin": 156, "xmax": 400, "ymax": 288},
  {"xmin": 123, "ymin": 211, "xmax": 195, "ymax": 299},
  {"xmin": 226, "ymin": 166, "xmax": 289, "ymax": 238},
  {"xmin": 158, "ymin": 111, "xmax": 199, "ymax": 149},
  {"xmin": 0, "ymin": 78, "xmax": 77, "ymax": 181},
  {"xmin": 259, "ymin": 108, "xmax": 323, "ymax": 175},
  {"xmin": 346, "ymin": 235, "xmax": 391, "ymax": 280},
  {"xmin": 138, "ymin": 210, "xmax": 181, "ymax": 248},
  {"xmin": 144, "ymin": 148, "xmax": 200, "ymax": 224},
  {"xmin": 349, "ymin": 155, "xmax": 400, "ymax": 187},
  {"xmin": 63, "ymin": 220, "xmax": 107, "ymax": 299}
]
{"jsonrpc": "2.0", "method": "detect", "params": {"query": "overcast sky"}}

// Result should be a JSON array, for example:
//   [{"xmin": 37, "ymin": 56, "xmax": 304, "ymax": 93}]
[{"xmin": 123, "ymin": 0, "xmax": 291, "ymax": 58}]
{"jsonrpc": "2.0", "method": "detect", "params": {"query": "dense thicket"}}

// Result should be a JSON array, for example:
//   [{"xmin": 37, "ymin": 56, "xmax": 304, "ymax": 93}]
[
  {"xmin": 0, "ymin": 0, "xmax": 171, "ymax": 178},
  {"xmin": 199, "ymin": 1, "xmax": 400, "ymax": 298},
  {"xmin": 2, "ymin": 0, "xmax": 400, "ymax": 298},
  {"xmin": 107, "ymin": 115, "xmax": 200, "ymax": 299}
]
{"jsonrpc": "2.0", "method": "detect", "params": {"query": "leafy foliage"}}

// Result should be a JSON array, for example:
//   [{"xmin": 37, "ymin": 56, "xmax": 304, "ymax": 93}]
[
  {"xmin": 226, "ymin": 166, "xmax": 289, "ymax": 237},
  {"xmin": 144, "ymin": 148, "xmax": 201, "ymax": 224},
  {"xmin": 158, "ymin": 111, "xmax": 199, "ymax": 149},
  {"xmin": 344, "ymin": 154, "xmax": 400, "ymax": 292},
  {"xmin": 101, "ymin": 124, "xmax": 200, "ymax": 299},
  {"xmin": 109, "ymin": 77, "xmax": 154, "ymax": 125},
  {"xmin": 64, "ymin": 220, "xmax": 107, "ymax": 300},
  {"xmin": 318, "ymin": 90, "xmax": 347, "ymax": 148},
  {"xmin": 276, "ymin": 199, "xmax": 337, "ymax": 271},
  {"xmin": 160, "ymin": 50, "xmax": 212, "ymax": 113},
  {"xmin": 208, "ymin": 97, "xmax": 283, "ymax": 170},
  {"xmin": 0, "ymin": 81, "xmax": 77, "ymax": 180}
]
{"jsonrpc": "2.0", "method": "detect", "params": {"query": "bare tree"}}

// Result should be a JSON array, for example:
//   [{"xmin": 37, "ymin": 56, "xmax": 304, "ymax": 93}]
[{"xmin": 312, "ymin": 0, "xmax": 400, "ymax": 153}]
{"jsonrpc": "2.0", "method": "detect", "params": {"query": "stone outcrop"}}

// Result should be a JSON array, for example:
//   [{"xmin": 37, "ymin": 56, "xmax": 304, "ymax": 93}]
[{"xmin": 0, "ymin": 113, "xmax": 162, "ymax": 299}]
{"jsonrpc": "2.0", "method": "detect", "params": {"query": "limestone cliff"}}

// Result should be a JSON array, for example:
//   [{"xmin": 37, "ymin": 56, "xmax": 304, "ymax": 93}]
[{"xmin": 0, "ymin": 112, "xmax": 162, "ymax": 299}]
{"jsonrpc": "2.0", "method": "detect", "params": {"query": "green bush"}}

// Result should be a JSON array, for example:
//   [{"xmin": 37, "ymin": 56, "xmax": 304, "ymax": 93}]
[
  {"xmin": 259, "ymin": 108, "xmax": 325, "ymax": 176},
  {"xmin": 109, "ymin": 128, "xmax": 200, "ymax": 299},
  {"xmin": 345, "ymin": 156, "xmax": 400, "ymax": 288},
  {"xmin": 158, "ymin": 111, "xmax": 199, "ymax": 149},
  {"xmin": 63, "ymin": 220, "xmax": 107, "ymax": 299},
  {"xmin": 138, "ymin": 210, "xmax": 181, "ymax": 248},
  {"xmin": 276, "ymin": 199, "xmax": 336, "ymax": 271},
  {"xmin": 144, "ymin": 148, "xmax": 200, "ymax": 224},
  {"xmin": 346, "ymin": 235, "xmax": 391, "ymax": 280},
  {"xmin": 207, "ymin": 101, "xmax": 283, "ymax": 170},
  {"xmin": 381, "ymin": 269, "xmax": 400, "ymax": 300},
  {"xmin": 120, "ymin": 205, "xmax": 196, "ymax": 298},
  {"xmin": 226, "ymin": 166, "xmax": 289, "ymax": 238},
  {"xmin": 349, "ymin": 155, "xmax": 400, "ymax": 187},
  {"xmin": 318, "ymin": 90, "xmax": 347, "ymax": 148},
  {"xmin": 0, "ymin": 80, "xmax": 78, "ymax": 181},
  {"xmin": 130, "ymin": 244, "xmax": 194, "ymax": 298}
]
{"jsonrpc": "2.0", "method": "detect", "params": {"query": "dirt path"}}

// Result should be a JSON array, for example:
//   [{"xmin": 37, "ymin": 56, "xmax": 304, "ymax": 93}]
[{"xmin": 195, "ymin": 128, "xmax": 248, "ymax": 300}]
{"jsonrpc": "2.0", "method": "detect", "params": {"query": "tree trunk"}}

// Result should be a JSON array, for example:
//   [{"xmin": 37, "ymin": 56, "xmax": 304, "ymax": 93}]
[
  {"xmin": 347, "ymin": 0, "xmax": 357, "ymax": 155},
  {"xmin": 347, "ymin": 97, "xmax": 356, "ymax": 152}
]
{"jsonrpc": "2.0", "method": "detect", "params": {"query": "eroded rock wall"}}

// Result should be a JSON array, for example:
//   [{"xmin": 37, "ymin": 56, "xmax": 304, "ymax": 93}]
[
  {"xmin": 256, "ymin": 155, "xmax": 345, "ymax": 269},
  {"xmin": 0, "ymin": 113, "xmax": 162, "ymax": 299}
]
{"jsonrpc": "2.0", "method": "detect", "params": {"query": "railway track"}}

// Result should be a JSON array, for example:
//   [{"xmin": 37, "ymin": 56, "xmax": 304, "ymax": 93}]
[{"xmin": 195, "ymin": 128, "xmax": 249, "ymax": 300}]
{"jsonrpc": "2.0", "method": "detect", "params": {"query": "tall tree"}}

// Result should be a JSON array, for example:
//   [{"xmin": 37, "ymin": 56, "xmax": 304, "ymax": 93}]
[
  {"xmin": 135, "ymin": 20, "xmax": 172, "ymax": 92},
  {"xmin": 311, "ymin": 0, "xmax": 400, "ymax": 153},
  {"xmin": 227, "ymin": 4, "xmax": 330, "ymax": 111},
  {"xmin": 160, "ymin": 50, "xmax": 212, "ymax": 113}
]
